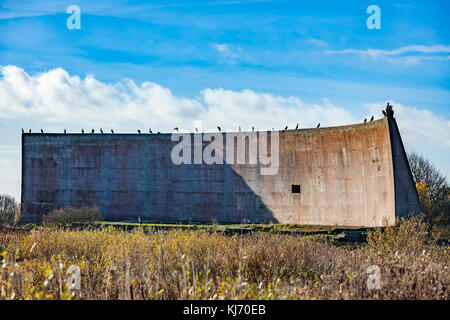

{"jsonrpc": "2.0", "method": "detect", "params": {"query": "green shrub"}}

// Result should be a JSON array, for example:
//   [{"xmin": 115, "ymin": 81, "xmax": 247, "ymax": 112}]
[
  {"xmin": 23, "ymin": 223, "xmax": 37, "ymax": 231},
  {"xmin": 42, "ymin": 206, "xmax": 103, "ymax": 227}
]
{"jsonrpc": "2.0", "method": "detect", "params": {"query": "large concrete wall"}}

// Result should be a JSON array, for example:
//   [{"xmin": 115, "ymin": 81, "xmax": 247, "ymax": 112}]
[
  {"xmin": 247, "ymin": 119, "xmax": 396, "ymax": 226},
  {"xmin": 20, "ymin": 116, "xmax": 420, "ymax": 227}
]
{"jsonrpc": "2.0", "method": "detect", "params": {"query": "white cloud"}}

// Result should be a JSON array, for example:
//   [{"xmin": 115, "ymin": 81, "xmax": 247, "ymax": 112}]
[
  {"xmin": 0, "ymin": 65, "xmax": 204, "ymax": 128},
  {"xmin": 0, "ymin": 66, "xmax": 448, "ymax": 149},
  {"xmin": 324, "ymin": 44, "xmax": 450, "ymax": 66},
  {"xmin": 210, "ymin": 43, "xmax": 243, "ymax": 63},
  {"xmin": 200, "ymin": 89, "xmax": 355, "ymax": 130},
  {"xmin": 364, "ymin": 101, "xmax": 450, "ymax": 148},
  {"xmin": 326, "ymin": 45, "xmax": 450, "ymax": 58},
  {"xmin": 306, "ymin": 38, "xmax": 328, "ymax": 48},
  {"xmin": 0, "ymin": 65, "xmax": 357, "ymax": 132}
]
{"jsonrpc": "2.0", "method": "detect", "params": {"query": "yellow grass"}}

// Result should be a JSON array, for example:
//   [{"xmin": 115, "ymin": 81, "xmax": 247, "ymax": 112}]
[{"xmin": 0, "ymin": 217, "xmax": 448, "ymax": 300}]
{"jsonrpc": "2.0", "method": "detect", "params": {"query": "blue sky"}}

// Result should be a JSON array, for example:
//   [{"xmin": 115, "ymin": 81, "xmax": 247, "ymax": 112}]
[{"xmin": 0, "ymin": 0, "xmax": 449, "ymax": 200}]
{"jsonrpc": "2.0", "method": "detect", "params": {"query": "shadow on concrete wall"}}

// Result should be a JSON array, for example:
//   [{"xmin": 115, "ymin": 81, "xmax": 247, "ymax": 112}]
[{"xmin": 20, "ymin": 134, "xmax": 278, "ymax": 224}]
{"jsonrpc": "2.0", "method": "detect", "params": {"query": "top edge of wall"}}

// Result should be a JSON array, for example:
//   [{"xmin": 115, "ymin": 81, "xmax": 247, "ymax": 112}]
[{"xmin": 22, "ymin": 118, "xmax": 387, "ymax": 137}]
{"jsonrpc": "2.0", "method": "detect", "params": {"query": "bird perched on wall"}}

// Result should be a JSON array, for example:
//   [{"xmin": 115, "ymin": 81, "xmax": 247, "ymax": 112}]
[
  {"xmin": 364, "ymin": 118, "xmax": 367, "ymax": 123},
  {"xmin": 385, "ymin": 102, "xmax": 394, "ymax": 115},
  {"xmin": 295, "ymin": 123, "xmax": 299, "ymax": 130},
  {"xmin": 195, "ymin": 128, "xmax": 198, "ymax": 133},
  {"xmin": 284, "ymin": 125, "xmax": 288, "ymax": 130},
  {"xmin": 111, "ymin": 129, "xmax": 114, "ymax": 134},
  {"xmin": 173, "ymin": 127, "xmax": 178, "ymax": 132},
  {"xmin": 28, "ymin": 129, "xmax": 31, "ymax": 133},
  {"xmin": 21, "ymin": 128, "xmax": 24, "ymax": 134},
  {"xmin": 316, "ymin": 123, "xmax": 320, "ymax": 128},
  {"xmin": 137, "ymin": 130, "xmax": 141, "ymax": 134},
  {"xmin": 238, "ymin": 126, "xmax": 241, "ymax": 132},
  {"xmin": 82, "ymin": 129, "xmax": 85, "ymax": 134},
  {"xmin": 149, "ymin": 128, "xmax": 152, "ymax": 133},
  {"xmin": 252, "ymin": 126, "xmax": 254, "ymax": 132},
  {"xmin": 64, "ymin": 129, "xmax": 66, "ymax": 134},
  {"xmin": 157, "ymin": 131, "xmax": 161, "ymax": 134},
  {"xmin": 370, "ymin": 115, "xmax": 374, "ymax": 121},
  {"xmin": 100, "ymin": 128, "xmax": 104, "ymax": 134},
  {"xmin": 218, "ymin": 126, "xmax": 221, "ymax": 132},
  {"xmin": 41, "ymin": 129, "xmax": 44, "ymax": 133},
  {"xmin": 91, "ymin": 129, "xmax": 95, "ymax": 133}
]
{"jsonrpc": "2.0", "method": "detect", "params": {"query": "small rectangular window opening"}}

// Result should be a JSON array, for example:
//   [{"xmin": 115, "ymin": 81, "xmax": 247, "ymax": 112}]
[{"xmin": 292, "ymin": 185, "xmax": 300, "ymax": 193}]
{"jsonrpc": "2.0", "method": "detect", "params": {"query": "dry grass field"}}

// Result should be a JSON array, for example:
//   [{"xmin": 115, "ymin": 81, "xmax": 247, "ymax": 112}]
[{"xmin": 0, "ymin": 217, "xmax": 448, "ymax": 300}]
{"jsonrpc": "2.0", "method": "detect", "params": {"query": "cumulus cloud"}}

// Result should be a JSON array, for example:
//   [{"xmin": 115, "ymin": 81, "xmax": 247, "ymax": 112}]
[
  {"xmin": 364, "ymin": 101, "xmax": 450, "ymax": 148},
  {"xmin": 0, "ymin": 65, "xmax": 448, "ymax": 150},
  {"xmin": 0, "ymin": 65, "xmax": 204, "ymax": 128},
  {"xmin": 0, "ymin": 65, "xmax": 357, "ymax": 132}
]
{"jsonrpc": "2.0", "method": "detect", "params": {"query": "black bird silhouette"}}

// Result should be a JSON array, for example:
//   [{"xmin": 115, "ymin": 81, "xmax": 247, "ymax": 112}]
[
  {"xmin": 195, "ymin": 128, "xmax": 198, "ymax": 133},
  {"xmin": 91, "ymin": 129, "xmax": 95, "ymax": 134},
  {"xmin": 364, "ymin": 118, "xmax": 367, "ymax": 123},
  {"xmin": 81, "ymin": 129, "xmax": 84, "ymax": 134},
  {"xmin": 41, "ymin": 129, "xmax": 44, "ymax": 133},
  {"xmin": 316, "ymin": 123, "xmax": 320, "ymax": 128},
  {"xmin": 21, "ymin": 128, "xmax": 24, "ymax": 134},
  {"xmin": 284, "ymin": 125, "xmax": 288, "ymax": 130},
  {"xmin": 218, "ymin": 126, "xmax": 221, "ymax": 132},
  {"xmin": 137, "ymin": 130, "xmax": 141, "ymax": 134},
  {"xmin": 370, "ymin": 115, "xmax": 374, "ymax": 121},
  {"xmin": 111, "ymin": 129, "xmax": 114, "ymax": 134},
  {"xmin": 252, "ymin": 126, "xmax": 254, "ymax": 132},
  {"xmin": 149, "ymin": 128, "xmax": 152, "ymax": 133},
  {"xmin": 173, "ymin": 127, "xmax": 178, "ymax": 132},
  {"xmin": 64, "ymin": 129, "xmax": 66, "ymax": 134},
  {"xmin": 295, "ymin": 123, "xmax": 299, "ymax": 130},
  {"xmin": 157, "ymin": 131, "xmax": 161, "ymax": 134},
  {"xmin": 28, "ymin": 129, "xmax": 31, "ymax": 133},
  {"xmin": 238, "ymin": 126, "xmax": 241, "ymax": 132},
  {"xmin": 100, "ymin": 128, "xmax": 104, "ymax": 134}
]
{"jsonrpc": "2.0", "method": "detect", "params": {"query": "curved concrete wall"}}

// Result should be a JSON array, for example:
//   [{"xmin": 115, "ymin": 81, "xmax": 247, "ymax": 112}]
[
  {"xmin": 248, "ymin": 119, "xmax": 396, "ymax": 226},
  {"xmin": 21, "ymin": 116, "xmax": 420, "ymax": 227}
]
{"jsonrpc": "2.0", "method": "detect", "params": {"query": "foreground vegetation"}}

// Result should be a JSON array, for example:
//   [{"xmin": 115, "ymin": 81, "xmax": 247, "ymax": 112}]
[{"xmin": 0, "ymin": 217, "xmax": 448, "ymax": 300}]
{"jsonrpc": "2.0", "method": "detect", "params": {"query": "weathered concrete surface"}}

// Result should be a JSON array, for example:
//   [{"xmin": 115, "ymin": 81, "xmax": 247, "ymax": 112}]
[
  {"xmin": 243, "ymin": 118, "xmax": 397, "ymax": 226},
  {"xmin": 20, "ymin": 115, "xmax": 421, "ymax": 227},
  {"xmin": 21, "ymin": 134, "xmax": 274, "ymax": 224}
]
